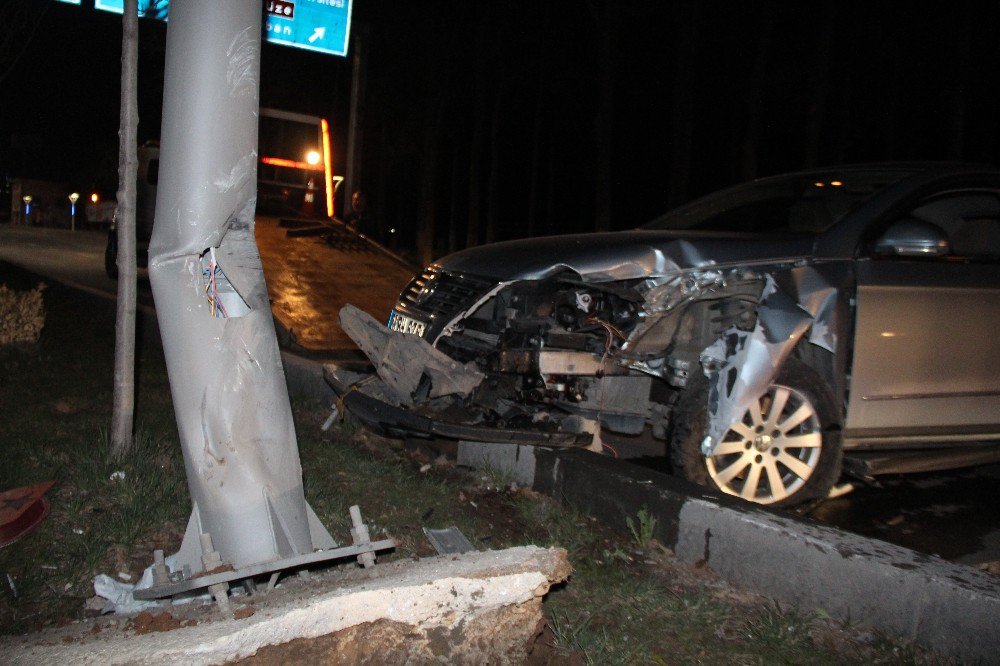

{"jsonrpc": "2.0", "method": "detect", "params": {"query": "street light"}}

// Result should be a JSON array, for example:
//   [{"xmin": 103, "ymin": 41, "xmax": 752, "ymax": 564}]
[
  {"xmin": 305, "ymin": 150, "xmax": 321, "ymax": 165},
  {"xmin": 22, "ymin": 195, "xmax": 32, "ymax": 219},
  {"xmin": 91, "ymin": 193, "xmax": 99, "ymax": 204},
  {"xmin": 69, "ymin": 192, "xmax": 80, "ymax": 231}
]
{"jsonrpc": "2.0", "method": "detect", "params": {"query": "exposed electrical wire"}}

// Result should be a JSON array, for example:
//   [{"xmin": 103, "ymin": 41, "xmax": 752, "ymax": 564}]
[
  {"xmin": 586, "ymin": 314, "xmax": 628, "ymax": 456},
  {"xmin": 202, "ymin": 247, "xmax": 229, "ymax": 318}
]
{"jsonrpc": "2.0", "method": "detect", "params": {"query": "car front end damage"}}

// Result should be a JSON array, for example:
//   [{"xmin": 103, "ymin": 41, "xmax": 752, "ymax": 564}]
[{"xmin": 328, "ymin": 245, "xmax": 845, "ymax": 470}]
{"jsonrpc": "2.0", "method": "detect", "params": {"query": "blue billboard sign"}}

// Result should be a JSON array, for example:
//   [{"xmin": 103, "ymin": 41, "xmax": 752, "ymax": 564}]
[
  {"xmin": 265, "ymin": 1, "xmax": 352, "ymax": 57},
  {"xmin": 95, "ymin": 0, "xmax": 169, "ymax": 19},
  {"xmin": 92, "ymin": 0, "xmax": 352, "ymax": 57}
]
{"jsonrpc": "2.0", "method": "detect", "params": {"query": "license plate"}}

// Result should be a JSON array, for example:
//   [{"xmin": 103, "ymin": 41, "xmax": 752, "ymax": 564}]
[{"xmin": 388, "ymin": 310, "xmax": 426, "ymax": 337}]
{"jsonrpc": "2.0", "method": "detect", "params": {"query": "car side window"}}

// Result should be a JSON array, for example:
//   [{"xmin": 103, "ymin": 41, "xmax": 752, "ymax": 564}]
[{"xmin": 870, "ymin": 190, "xmax": 1000, "ymax": 263}]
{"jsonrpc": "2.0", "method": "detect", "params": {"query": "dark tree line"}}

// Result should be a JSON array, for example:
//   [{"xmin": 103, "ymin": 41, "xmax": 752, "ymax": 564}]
[
  {"xmin": 5, "ymin": 1, "xmax": 999, "ymax": 268},
  {"xmin": 345, "ymin": 1, "xmax": 1000, "ymax": 266}
]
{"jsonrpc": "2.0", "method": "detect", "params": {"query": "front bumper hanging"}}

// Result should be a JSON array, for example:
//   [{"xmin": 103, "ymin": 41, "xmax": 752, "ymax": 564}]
[{"xmin": 324, "ymin": 366, "xmax": 591, "ymax": 448}]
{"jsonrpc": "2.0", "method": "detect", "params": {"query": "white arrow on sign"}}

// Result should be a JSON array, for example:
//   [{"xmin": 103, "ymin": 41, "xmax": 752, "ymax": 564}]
[{"xmin": 308, "ymin": 27, "xmax": 326, "ymax": 43}]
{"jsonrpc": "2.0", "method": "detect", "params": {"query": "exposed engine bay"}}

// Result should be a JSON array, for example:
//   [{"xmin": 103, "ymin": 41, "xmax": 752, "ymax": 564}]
[
  {"xmin": 432, "ymin": 271, "xmax": 762, "ymax": 437},
  {"xmin": 331, "ymin": 263, "xmax": 838, "ymax": 456}
]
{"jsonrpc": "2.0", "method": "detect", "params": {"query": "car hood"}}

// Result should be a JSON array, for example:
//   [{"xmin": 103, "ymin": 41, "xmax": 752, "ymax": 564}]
[{"xmin": 434, "ymin": 230, "xmax": 816, "ymax": 281}]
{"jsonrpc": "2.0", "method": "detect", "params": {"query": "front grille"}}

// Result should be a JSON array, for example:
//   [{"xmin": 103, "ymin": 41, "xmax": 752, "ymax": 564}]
[{"xmin": 400, "ymin": 267, "xmax": 496, "ymax": 321}]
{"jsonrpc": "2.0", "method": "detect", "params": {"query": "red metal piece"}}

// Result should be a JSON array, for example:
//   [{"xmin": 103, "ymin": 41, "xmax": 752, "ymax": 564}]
[{"xmin": 0, "ymin": 481, "xmax": 55, "ymax": 549}]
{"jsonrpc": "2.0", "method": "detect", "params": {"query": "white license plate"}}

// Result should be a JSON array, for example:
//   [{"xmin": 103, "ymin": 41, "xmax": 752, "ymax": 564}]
[{"xmin": 388, "ymin": 310, "xmax": 426, "ymax": 337}]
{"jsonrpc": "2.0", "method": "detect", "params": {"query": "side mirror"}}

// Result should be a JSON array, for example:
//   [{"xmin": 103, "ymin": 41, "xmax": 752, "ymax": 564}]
[{"xmin": 874, "ymin": 218, "xmax": 951, "ymax": 257}]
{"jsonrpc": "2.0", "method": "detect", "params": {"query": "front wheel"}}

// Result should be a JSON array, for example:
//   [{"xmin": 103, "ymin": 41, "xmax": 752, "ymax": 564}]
[{"xmin": 670, "ymin": 358, "xmax": 842, "ymax": 507}]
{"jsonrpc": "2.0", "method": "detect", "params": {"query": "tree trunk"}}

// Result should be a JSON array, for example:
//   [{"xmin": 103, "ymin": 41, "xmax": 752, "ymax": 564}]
[
  {"xmin": 111, "ymin": 0, "xmax": 138, "ymax": 459},
  {"xmin": 447, "ymin": 142, "xmax": 464, "ymax": 253},
  {"xmin": 544, "ymin": 141, "xmax": 556, "ymax": 236},
  {"xmin": 484, "ymin": 88, "xmax": 502, "ymax": 245},
  {"xmin": 588, "ymin": 0, "xmax": 615, "ymax": 231},
  {"xmin": 833, "ymin": 66, "xmax": 853, "ymax": 164},
  {"xmin": 526, "ymin": 94, "xmax": 543, "ymax": 238},
  {"xmin": 946, "ymin": 12, "xmax": 971, "ymax": 159},
  {"xmin": 375, "ymin": 124, "xmax": 390, "ymax": 247},
  {"xmin": 344, "ymin": 25, "xmax": 367, "ymax": 217},
  {"xmin": 802, "ymin": 3, "xmax": 835, "ymax": 168},
  {"xmin": 741, "ymin": 1, "xmax": 775, "ymax": 179},
  {"xmin": 466, "ymin": 96, "xmax": 486, "ymax": 249},
  {"xmin": 667, "ymin": 2, "xmax": 698, "ymax": 207},
  {"xmin": 416, "ymin": 99, "xmax": 444, "ymax": 267},
  {"xmin": 879, "ymin": 39, "xmax": 900, "ymax": 160}
]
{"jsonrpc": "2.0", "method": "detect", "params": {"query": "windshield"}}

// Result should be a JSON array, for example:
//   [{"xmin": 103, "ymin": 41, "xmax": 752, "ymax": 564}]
[{"xmin": 643, "ymin": 169, "xmax": 915, "ymax": 234}]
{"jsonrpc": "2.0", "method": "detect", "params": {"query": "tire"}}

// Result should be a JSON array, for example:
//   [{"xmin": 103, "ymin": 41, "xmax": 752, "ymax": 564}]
[
  {"xmin": 670, "ymin": 357, "xmax": 842, "ymax": 507},
  {"xmin": 104, "ymin": 233, "xmax": 118, "ymax": 279}
]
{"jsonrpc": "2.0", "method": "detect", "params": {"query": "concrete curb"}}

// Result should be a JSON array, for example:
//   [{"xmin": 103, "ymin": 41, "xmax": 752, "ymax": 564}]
[
  {"xmin": 292, "ymin": 354, "xmax": 1000, "ymax": 662},
  {"xmin": 281, "ymin": 350, "xmax": 336, "ymax": 401},
  {"xmin": 532, "ymin": 449, "xmax": 1000, "ymax": 664}
]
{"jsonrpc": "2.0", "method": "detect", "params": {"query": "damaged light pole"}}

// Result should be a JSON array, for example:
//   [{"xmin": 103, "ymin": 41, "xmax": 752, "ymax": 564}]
[{"xmin": 138, "ymin": 0, "xmax": 391, "ymax": 605}]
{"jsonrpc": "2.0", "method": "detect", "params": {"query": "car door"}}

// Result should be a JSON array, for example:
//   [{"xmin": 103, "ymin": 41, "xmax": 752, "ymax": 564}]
[{"xmin": 845, "ymin": 190, "xmax": 1000, "ymax": 443}]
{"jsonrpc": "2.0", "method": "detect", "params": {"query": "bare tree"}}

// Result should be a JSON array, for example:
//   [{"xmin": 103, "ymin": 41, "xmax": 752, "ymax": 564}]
[
  {"xmin": 587, "ymin": 0, "xmax": 616, "ymax": 232},
  {"xmin": 741, "ymin": 1, "xmax": 776, "ymax": 180},
  {"xmin": 945, "ymin": 11, "xmax": 971, "ymax": 160},
  {"xmin": 111, "ymin": 0, "xmax": 139, "ymax": 459},
  {"xmin": 667, "ymin": 2, "xmax": 699, "ymax": 208},
  {"xmin": 465, "ymin": 18, "xmax": 489, "ymax": 250},
  {"xmin": 483, "ymin": 86, "xmax": 503, "ymax": 245},
  {"xmin": 416, "ymin": 99, "xmax": 444, "ymax": 267},
  {"xmin": 801, "ymin": 3, "xmax": 835, "ymax": 169}
]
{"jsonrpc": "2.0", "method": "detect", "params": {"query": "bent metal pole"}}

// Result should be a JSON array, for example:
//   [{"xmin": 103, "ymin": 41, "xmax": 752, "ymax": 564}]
[{"xmin": 148, "ymin": 0, "xmax": 335, "ymax": 575}]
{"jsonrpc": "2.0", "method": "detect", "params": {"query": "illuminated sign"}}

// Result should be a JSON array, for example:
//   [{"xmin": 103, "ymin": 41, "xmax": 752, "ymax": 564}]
[
  {"xmin": 95, "ymin": 0, "xmax": 169, "ymax": 19},
  {"xmin": 92, "ymin": 0, "xmax": 352, "ymax": 58},
  {"xmin": 265, "ymin": 0, "xmax": 352, "ymax": 57},
  {"xmin": 55, "ymin": 0, "xmax": 82, "ymax": 5}
]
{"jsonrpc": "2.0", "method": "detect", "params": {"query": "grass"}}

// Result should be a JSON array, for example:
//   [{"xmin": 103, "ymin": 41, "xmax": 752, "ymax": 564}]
[
  {"xmin": 0, "ymin": 262, "xmax": 955, "ymax": 663},
  {"xmin": 626, "ymin": 504, "xmax": 658, "ymax": 550}
]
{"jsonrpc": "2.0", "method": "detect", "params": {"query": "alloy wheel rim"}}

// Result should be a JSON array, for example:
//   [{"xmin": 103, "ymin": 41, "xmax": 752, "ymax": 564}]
[{"xmin": 705, "ymin": 384, "xmax": 822, "ymax": 504}]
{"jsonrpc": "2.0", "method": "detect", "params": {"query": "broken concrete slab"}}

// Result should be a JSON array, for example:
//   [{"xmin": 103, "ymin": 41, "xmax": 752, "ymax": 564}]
[{"xmin": 3, "ymin": 546, "xmax": 569, "ymax": 665}]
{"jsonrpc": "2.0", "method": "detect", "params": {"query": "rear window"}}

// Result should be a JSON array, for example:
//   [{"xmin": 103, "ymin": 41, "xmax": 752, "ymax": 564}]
[{"xmin": 643, "ymin": 170, "xmax": 914, "ymax": 234}]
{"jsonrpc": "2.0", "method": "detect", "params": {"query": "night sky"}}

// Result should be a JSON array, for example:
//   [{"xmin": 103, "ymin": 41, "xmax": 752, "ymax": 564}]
[{"xmin": 2, "ymin": 1, "xmax": 1000, "ymax": 257}]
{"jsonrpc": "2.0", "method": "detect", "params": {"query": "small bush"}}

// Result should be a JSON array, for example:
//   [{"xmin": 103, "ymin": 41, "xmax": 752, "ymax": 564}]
[
  {"xmin": 0, "ymin": 283, "xmax": 46, "ymax": 346},
  {"xmin": 625, "ymin": 505, "xmax": 658, "ymax": 550}
]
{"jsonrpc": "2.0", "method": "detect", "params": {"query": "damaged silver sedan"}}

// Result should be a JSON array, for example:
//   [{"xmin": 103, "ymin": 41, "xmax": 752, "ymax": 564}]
[{"xmin": 329, "ymin": 164, "xmax": 1000, "ymax": 506}]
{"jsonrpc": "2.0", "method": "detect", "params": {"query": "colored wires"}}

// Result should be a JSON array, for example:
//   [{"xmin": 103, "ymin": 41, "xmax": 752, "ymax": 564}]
[
  {"xmin": 203, "ymin": 247, "xmax": 229, "ymax": 318},
  {"xmin": 586, "ymin": 316, "xmax": 626, "ymax": 357},
  {"xmin": 586, "ymin": 315, "xmax": 627, "ymax": 459}
]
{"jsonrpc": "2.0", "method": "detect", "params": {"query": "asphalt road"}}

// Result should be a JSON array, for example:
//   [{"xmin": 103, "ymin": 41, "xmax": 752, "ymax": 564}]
[
  {"xmin": 1, "ymin": 220, "xmax": 997, "ymax": 568},
  {"xmin": 806, "ymin": 464, "xmax": 1000, "ymax": 568},
  {"xmin": 0, "ymin": 224, "xmax": 149, "ymax": 305},
  {"xmin": 0, "ymin": 218, "xmax": 414, "ymax": 352}
]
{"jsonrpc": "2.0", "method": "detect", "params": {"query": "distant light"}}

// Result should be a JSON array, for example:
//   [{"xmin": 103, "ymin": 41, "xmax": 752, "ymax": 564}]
[
  {"xmin": 831, "ymin": 180, "xmax": 843, "ymax": 187},
  {"xmin": 22, "ymin": 195, "xmax": 32, "ymax": 204},
  {"xmin": 880, "ymin": 331, "xmax": 896, "ymax": 338},
  {"xmin": 389, "ymin": 228, "xmax": 396, "ymax": 234},
  {"xmin": 260, "ymin": 156, "xmax": 324, "ymax": 171},
  {"xmin": 305, "ymin": 150, "xmax": 321, "ymax": 165},
  {"xmin": 23, "ymin": 195, "xmax": 31, "ymax": 215},
  {"xmin": 69, "ymin": 192, "xmax": 80, "ymax": 204},
  {"xmin": 91, "ymin": 193, "xmax": 99, "ymax": 204},
  {"xmin": 814, "ymin": 182, "xmax": 825, "ymax": 187}
]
